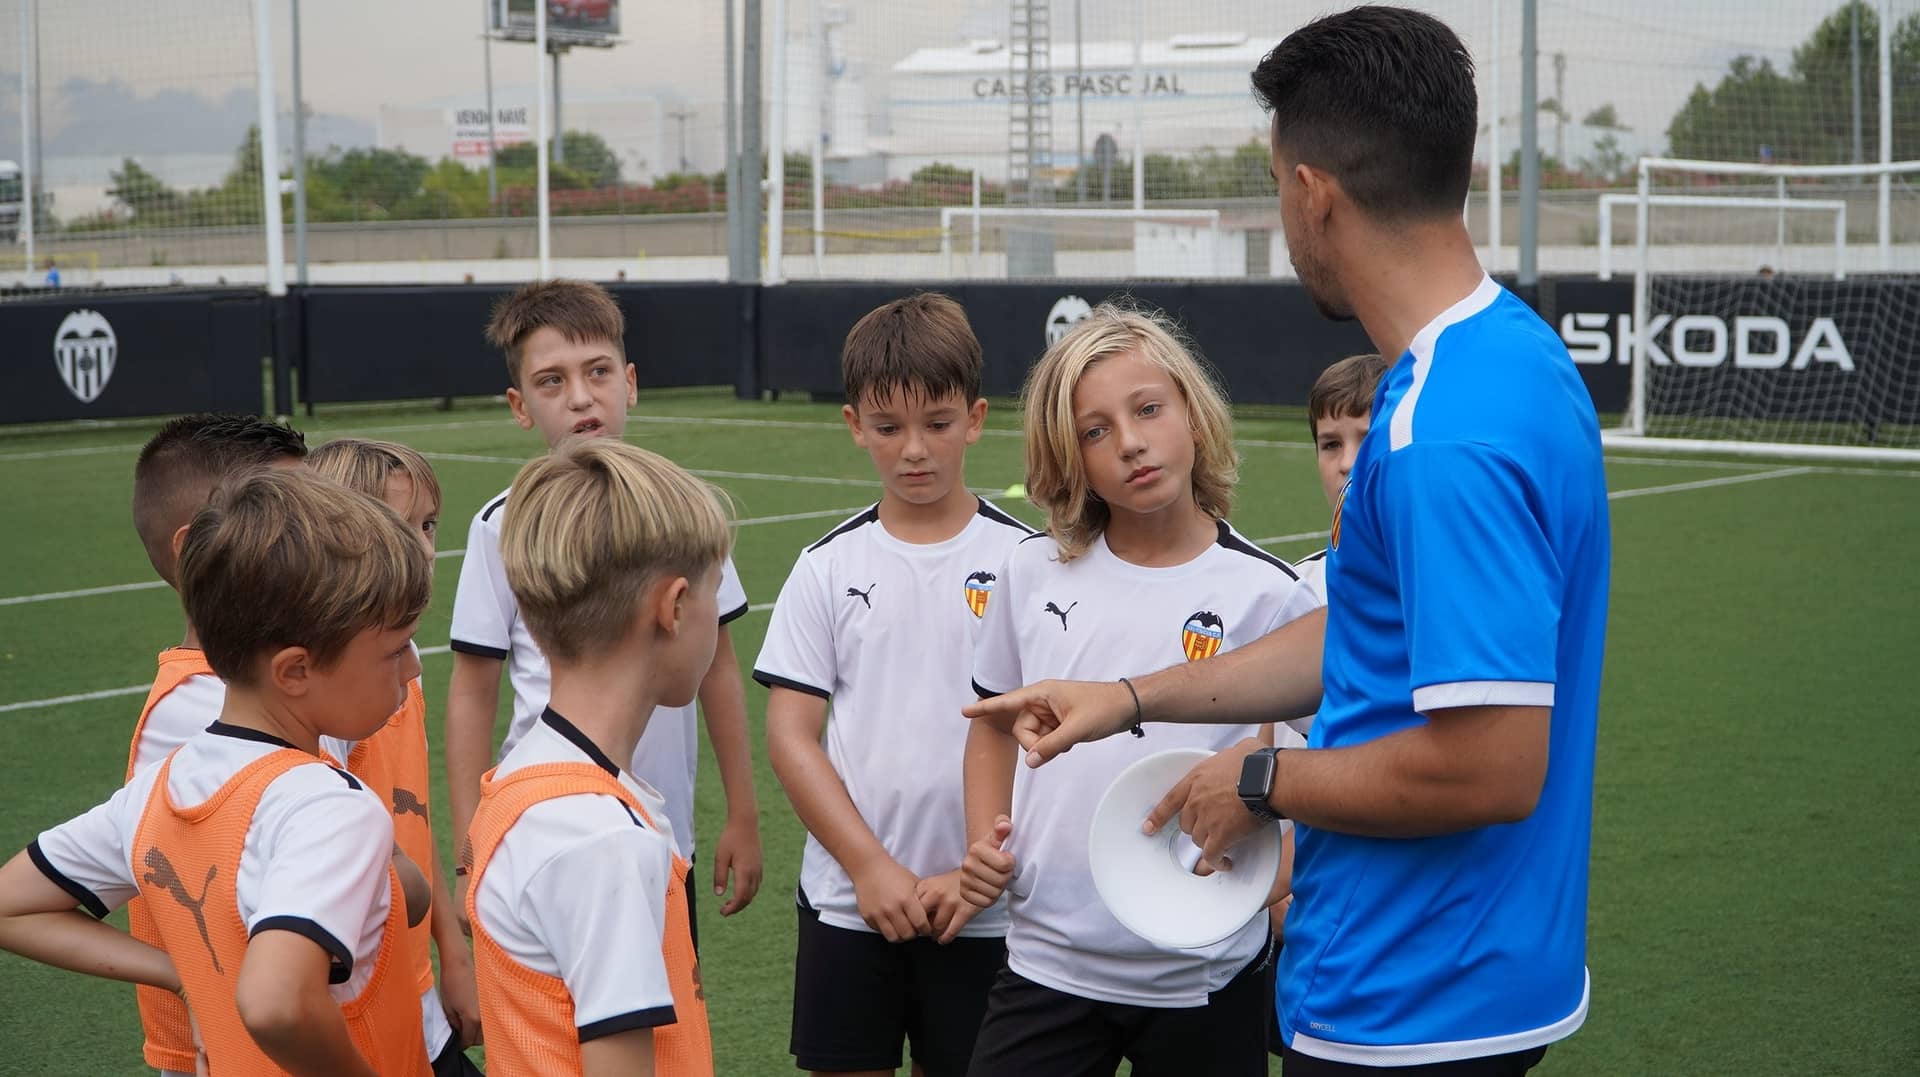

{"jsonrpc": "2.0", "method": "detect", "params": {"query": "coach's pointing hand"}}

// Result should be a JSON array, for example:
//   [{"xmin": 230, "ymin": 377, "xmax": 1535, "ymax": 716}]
[
  {"xmin": 963, "ymin": 680, "xmax": 1137, "ymax": 768},
  {"xmin": 1144, "ymin": 739, "xmax": 1270, "ymax": 873}
]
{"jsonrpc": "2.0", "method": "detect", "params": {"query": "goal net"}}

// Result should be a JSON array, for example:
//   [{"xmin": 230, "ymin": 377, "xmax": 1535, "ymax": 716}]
[{"xmin": 1616, "ymin": 157, "xmax": 1920, "ymax": 460}]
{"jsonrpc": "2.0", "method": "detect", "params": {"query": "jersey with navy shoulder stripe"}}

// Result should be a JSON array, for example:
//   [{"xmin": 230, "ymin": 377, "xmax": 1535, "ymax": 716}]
[
  {"xmin": 753, "ymin": 498, "xmax": 1032, "ymax": 938},
  {"xmin": 971, "ymin": 520, "xmax": 1321, "ymax": 1008}
]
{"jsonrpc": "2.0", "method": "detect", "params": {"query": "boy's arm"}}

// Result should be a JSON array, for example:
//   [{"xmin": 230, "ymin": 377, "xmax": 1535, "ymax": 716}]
[
  {"xmin": 0, "ymin": 850, "xmax": 180, "ymax": 989},
  {"xmin": 582, "ymin": 1031, "xmax": 655, "ymax": 1077},
  {"xmin": 236, "ymin": 931, "xmax": 378, "ymax": 1077},
  {"xmin": 765, "ymin": 687, "xmax": 929, "ymax": 942},
  {"xmin": 949, "ymin": 716, "xmax": 1018, "ymax": 942},
  {"xmin": 444, "ymin": 651, "xmax": 503, "ymax": 930},
  {"xmin": 426, "ymin": 844, "xmax": 481, "ymax": 1046},
  {"xmin": 696, "ymin": 624, "xmax": 762, "ymax": 917}
]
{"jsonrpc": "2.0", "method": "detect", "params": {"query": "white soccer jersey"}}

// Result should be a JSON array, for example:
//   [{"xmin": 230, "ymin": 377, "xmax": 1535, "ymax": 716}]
[
  {"xmin": 34, "ymin": 724, "xmax": 397, "ymax": 1003},
  {"xmin": 1281, "ymin": 548, "xmax": 1331, "ymax": 740},
  {"xmin": 972, "ymin": 522, "xmax": 1323, "ymax": 1008},
  {"xmin": 449, "ymin": 485, "xmax": 748, "ymax": 859},
  {"xmin": 753, "ymin": 499, "xmax": 1033, "ymax": 938},
  {"xmin": 472, "ymin": 709, "xmax": 680, "ymax": 1033}
]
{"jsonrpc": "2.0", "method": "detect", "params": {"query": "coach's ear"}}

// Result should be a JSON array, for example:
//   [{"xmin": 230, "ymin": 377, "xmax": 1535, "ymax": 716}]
[
  {"xmin": 170, "ymin": 524, "xmax": 190, "ymax": 564},
  {"xmin": 1294, "ymin": 162, "xmax": 1339, "ymax": 230}
]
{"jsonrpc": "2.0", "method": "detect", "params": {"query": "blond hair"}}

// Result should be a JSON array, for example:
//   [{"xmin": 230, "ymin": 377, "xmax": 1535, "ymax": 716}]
[
  {"xmin": 501, "ymin": 439, "xmax": 733, "ymax": 662},
  {"xmin": 308, "ymin": 438, "xmax": 442, "ymax": 519},
  {"xmin": 179, "ymin": 470, "xmax": 432, "ymax": 684},
  {"xmin": 1021, "ymin": 305, "xmax": 1238, "ymax": 562}
]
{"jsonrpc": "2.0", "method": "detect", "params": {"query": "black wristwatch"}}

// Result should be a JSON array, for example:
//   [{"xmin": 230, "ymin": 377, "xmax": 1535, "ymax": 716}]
[{"xmin": 1237, "ymin": 747, "xmax": 1285, "ymax": 822}]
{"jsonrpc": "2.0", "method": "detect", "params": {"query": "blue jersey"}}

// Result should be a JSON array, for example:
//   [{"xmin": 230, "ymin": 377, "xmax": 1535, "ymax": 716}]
[{"xmin": 1279, "ymin": 277, "xmax": 1610, "ymax": 1065}]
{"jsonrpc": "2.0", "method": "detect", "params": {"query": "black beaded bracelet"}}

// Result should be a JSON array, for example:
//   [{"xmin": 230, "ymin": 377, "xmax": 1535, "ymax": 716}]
[{"xmin": 1118, "ymin": 677, "xmax": 1146, "ymax": 738}]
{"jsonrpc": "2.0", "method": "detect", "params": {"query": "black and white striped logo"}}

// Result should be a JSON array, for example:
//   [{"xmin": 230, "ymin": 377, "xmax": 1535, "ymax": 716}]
[{"xmin": 54, "ymin": 309, "xmax": 117, "ymax": 404}]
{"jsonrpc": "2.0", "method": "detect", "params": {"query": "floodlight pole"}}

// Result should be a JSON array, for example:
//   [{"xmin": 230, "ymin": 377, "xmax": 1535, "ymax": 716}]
[
  {"xmin": 252, "ymin": 0, "xmax": 287, "ymax": 298},
  {"xmin": 1074, "ymin": 0, "xmax": 1085, "ymax": 202},
  {"xmin": 1487, "ymin": 0, "xmax": 1501, "ymax": 270},
  {"xmin": 484, "ymin": 0, "xmax": 498, "ymax": 208},
  {"xmin": 291, "ymin": 0, "xmax": 309, "ymax": 285},
  {"xmin": 1130, "ymin": 0, "xmax": 1144, "ymax": 211},
  {"xmin": 536, "ymin": 0, "xmax": 551, "ymax": 278},
  {"xmin": 1517, "ymin": 0, "xmax": 1538, "ymax": 286},
  {"xmin": 17, "ymin": 0, "xmax": 35, "ymax": 274},
  {"xmin": 742, "ymin": 0, "xmax": 764, "ymax": 282},
  {"xmin": 768, "ymin": 0, "xmax": 787, "ymax": 283}
]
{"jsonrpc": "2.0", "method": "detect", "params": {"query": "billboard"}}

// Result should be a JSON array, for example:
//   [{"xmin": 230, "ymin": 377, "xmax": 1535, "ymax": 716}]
[
  {"xmin": 450, "ymin": 106, "xmax": 532, "ymax": 162},
  {"xmin": 491, "ymin": 0, "xmax": 620, "ymax": 47}
]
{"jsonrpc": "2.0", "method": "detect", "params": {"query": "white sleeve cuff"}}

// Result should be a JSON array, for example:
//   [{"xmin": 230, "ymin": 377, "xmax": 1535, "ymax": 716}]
[{"xmin": 1413, "ymin": 680, "xmax": 1555, "ymax": 712}]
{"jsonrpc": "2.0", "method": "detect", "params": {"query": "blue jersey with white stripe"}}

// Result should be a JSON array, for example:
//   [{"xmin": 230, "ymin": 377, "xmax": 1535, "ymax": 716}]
[{"xmin": 1279, "ymin": 278, "xmax": 1610, "ymax": 1065}]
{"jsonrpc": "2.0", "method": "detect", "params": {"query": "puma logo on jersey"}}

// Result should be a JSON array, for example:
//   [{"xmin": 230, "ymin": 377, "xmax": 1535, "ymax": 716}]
[
  {"xmin": 392, "ymin": 787, "xmax": 428, "ymax": 820},
  {"xmin": 142, "ymin": 848, "xmax": 222, "ymax": 974},
  {"xmin": 1044, "ymin": 601, "xmax": 1078, "ymax": 630},
  {"xmin": 846, "ymin": 583, "xmax": 876, "ymax": 608}
]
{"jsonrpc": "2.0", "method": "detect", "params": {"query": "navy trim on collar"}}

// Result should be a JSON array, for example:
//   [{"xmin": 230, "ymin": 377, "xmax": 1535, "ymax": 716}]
[
  {"xmin": 540, "ymin": 707, "xmax": 622, "ymax": 777},
  {"xmin": 205, "ymin": 722, "xmax": 299, "ymax": 751}
]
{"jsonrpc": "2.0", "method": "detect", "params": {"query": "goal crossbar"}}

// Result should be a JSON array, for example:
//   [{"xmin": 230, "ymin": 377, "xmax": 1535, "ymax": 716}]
[{"xmin": 1598, "ymin": 194, "xmax": 1846, "ymax": 281}]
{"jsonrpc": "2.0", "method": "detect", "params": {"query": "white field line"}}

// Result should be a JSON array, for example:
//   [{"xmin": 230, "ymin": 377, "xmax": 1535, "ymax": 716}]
[
  {"xmin": 1, "ymin": 548, "xmax": 469, "ymax": 607},
  {"xmin": 0, "ymin": 459, "xmax": 1834, "ymax": 715}
]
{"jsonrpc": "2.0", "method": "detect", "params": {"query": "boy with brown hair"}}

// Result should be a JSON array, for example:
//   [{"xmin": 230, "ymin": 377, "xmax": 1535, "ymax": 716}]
[
  {"xmin": 0, "ymin": 469, "xmax": 436, "ymax": 1076},
  {"xmin": 122, "ymin": 413, "xmax": 310, "ymax": 1076},
  {"xmin": 465, "ymin": 438, "xmax": 727, "ymax": 1076},
  {"xmin": 1294, "ymin": 352, "xmax": 1387, "ymax": 628},
  {"xmin": 447, "ymin": 281, "xmax": 761, "ymax": 942},
  {"xmin": 755, "ymin": 292, "xmax": 1031, "ymax": 1077}
]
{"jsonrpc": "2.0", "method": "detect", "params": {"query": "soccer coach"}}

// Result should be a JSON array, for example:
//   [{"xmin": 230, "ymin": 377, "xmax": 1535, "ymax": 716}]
[{"xmin": 964, "ymin": 8, "xmax": 1609, "ymax": 1076}]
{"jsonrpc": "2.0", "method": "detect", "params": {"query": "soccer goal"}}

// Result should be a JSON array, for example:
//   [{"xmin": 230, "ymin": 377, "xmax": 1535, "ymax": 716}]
[{"xmin": 1609, "ymin": 156, "xmax": 1920, "ymax": 462}]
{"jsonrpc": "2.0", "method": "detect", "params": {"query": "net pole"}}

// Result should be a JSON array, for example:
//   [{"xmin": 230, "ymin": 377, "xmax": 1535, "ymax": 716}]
[
  {"xmin": 17, "ymin": 0, "xmax": 34, "ymax": 276},
  {"xmin": 1628, "ymin": 160, "xmax": 1650, "ymax": 436},
  {"xmin": 1878, "ymin": 0, "xmax": 1891, "ymax": 270},
  {"xmin": 810, "ymin": 0, "xmax": 823, "ymax": 271},
  {"xmin": 483, "ymin": 0, "xmax": 498, "ymax": 208},
  {"xmin": 291, "ymin": 0, "xmax": 309, "ymax": 286},
  {"xmin": 535, "ymin": 0, "xmax": 551, "ymax": 279},
  {"xmin": 252, "ymin": 0, "xmax": 287, "ymax": 297}
]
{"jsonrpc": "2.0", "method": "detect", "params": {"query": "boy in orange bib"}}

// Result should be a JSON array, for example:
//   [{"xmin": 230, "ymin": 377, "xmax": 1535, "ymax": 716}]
[
  {"xmin": 124, "ymin": 414, "xmax": 310, "ymax": 1077},
  {"xmin": 0, "ymin": 469, "xmax": 437, "ymax": 1076},
  {"xmin": 464, "ymin": 438, "xmax": 725, "ymax": 1077}
]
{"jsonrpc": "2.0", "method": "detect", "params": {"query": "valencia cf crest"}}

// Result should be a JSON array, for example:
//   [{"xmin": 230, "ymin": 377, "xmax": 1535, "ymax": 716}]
[
  {"xmin": 1182, "ymin": 611, "xmax": 1224, "ymax": 661},
  {"xmin": 1330, "ymin": 478, "xmax": 1349, "ymax": 552},
  {"xmin": 53, "ymin": 309, "xmax": 118, "ymax": 404},
  {"xmin": 964, "ymin": 571, "xmax": 996, "ymax": 618}
]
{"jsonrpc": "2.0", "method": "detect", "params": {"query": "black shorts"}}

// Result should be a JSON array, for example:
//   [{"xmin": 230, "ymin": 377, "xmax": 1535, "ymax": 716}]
[
  {"xmin": 1280, "ymin": 1044, "xmax": 1547, "ymax": 1076},
  {"xmin": 431, "ymin": 1036, "xmax": 485, "ymax": 1077},
  {"xmin": 965, "ymin": 941, "xmax": 1274, "ymax": 1077},
  {"xmin": 791, "ymin": 900, "xmax": 1006, "ymax": 1076}
]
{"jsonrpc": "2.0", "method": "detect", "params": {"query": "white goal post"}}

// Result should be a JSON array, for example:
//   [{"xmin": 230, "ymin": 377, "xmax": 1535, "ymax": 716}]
[
  {"xmin": 937, "ymin": 207, "xmax": 1226, "ymax": 279},
  {"xmin": 1609, "ymin": 156, "xmax": 1920, "ymax": 463}
]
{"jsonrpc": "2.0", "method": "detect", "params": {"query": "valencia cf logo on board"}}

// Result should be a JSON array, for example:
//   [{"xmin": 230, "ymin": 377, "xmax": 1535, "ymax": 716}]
[
  {"xmin": 1182, "ymin": 611, "xmax": 1224, "ymax": 661},
  {"xmin": 53, "ymin": 309, "xmax": 118, "ymax": 404},
  {"xmin": 964, "ymin": 571, "xmax": 996, "ymax": 618},
  {"xmin": 1330, "ymin": 478, "xmax": 1349, "ymax": 552}
]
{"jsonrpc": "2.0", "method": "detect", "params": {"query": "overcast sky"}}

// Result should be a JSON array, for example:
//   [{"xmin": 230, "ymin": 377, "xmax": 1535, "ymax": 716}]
[{"xmin": 0, "ymin": 0, "xmax": 1903, "ymax": 164}]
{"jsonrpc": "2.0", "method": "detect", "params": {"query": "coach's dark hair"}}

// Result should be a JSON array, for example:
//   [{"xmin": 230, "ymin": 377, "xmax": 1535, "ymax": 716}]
[
  {"xmin": 131, "ymin": 414, "xmax": 309, "ymax": 586},
  {"xmin": 1252, "ymin": 6, "xmax": 1478, "ymax": 220},
  {"xmin": 841, "ymin": 292, "xmax": 983, "ymax": 411}
]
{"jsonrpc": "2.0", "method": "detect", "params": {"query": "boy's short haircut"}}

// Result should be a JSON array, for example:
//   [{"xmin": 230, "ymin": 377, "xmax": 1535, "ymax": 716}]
[
  {"xmin": 1252, "ymin": 6, "xmax": 1477, "ymax": 221},
  {"xmin": 485, "ymin": 279, "xmax": 626, "ymax": 388},
  {"xmin": 501, "ymin": 438, "xmax": 733, "ymax": 663},
  {"xmin": 131, "ymin": 413, "xmax": 309, "ymax": 586},
  {"xmin": 308, "ymin": 437, "xmax": 442, "ymax": 517},
  {"xmin": 1307, "ymin": 353, "xmax": 1389, "ymax": 437},
  {"xmin": 1021, "ymin": 303, "xmax": 1238, "ymax": 562},
  {"xmin": 841, "ymin": 291, "xmax": 983, "ymax": 410},
  {"xmin": 179, "ymin": 470, "xmax": 432, "ymax": 684}
]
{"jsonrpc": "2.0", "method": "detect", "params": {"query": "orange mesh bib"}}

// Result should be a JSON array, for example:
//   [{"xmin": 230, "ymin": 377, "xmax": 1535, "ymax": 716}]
[
  {"xmin": 125, "ymin": 648, "xmax": 215, "ymax": 1072},
  {"xmin": 132, "ymin": 747, "xmax": 429, "ymax": 1076},
  {"xmin": 347, "ymin": 677, "xmax": 437, "ymax": 995},
  {"xmin": 464, "ymin": 762, "xmax": 713, "ymax": 1077}
]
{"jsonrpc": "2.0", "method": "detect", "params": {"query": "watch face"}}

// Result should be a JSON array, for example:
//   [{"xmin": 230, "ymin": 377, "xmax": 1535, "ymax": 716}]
[{"xmin": 1238, "ymin": 751, "xmax": 1276, "ymax": 799}]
